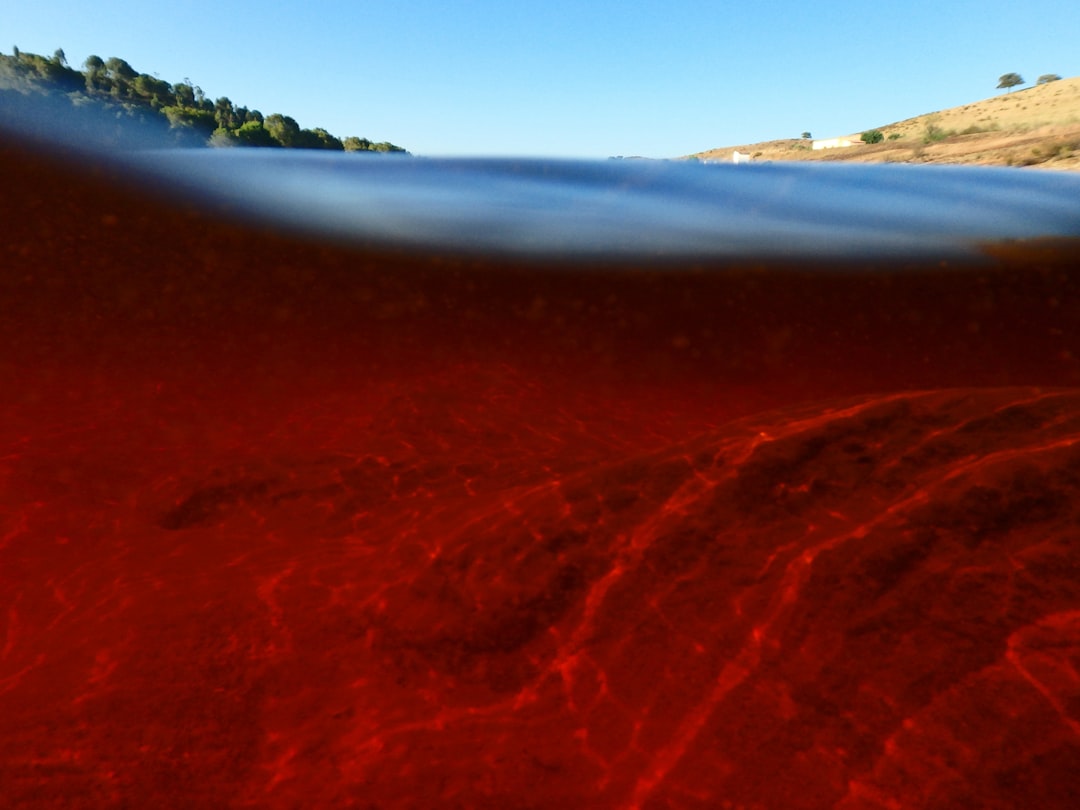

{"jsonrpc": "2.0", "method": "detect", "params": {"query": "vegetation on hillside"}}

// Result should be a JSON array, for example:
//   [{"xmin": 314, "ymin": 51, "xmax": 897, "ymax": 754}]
[
  {"xmin": 690, "ymin": 75, "xmax": 1080, "ymax": 170},
  {"xmin": 0, "ymin": 46, "xmax": 406, "ymax": 153},
  {"xmin": 997, "ymin": 72, "xmax": 1025, "ymax": 92}
]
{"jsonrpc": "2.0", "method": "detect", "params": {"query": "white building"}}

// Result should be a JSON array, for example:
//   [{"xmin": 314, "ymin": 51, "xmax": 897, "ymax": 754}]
[{"xmin": 811, "ymin": 136, "xmax": 861, "ymax": 151}]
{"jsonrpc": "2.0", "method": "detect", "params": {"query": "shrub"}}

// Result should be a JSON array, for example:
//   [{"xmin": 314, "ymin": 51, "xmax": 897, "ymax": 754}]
[
  {"xmin": 861, "ymin": 129, "xmax": 884, "ymax": 144},
  {"xmin": 922, "ymin": 122, "xmax": 949, "ymax": 144}
]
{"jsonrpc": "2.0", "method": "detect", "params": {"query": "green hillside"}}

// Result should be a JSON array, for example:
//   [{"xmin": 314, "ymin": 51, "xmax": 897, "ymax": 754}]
[{"xmin": 0, "ymin": 46, "xmax": 406, "ymax": 153}]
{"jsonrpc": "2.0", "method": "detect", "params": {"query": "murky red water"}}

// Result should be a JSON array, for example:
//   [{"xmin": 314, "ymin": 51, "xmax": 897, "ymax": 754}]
[{"xmin": 2, "ymin": 135, "xmax": 1079, "ymax": 808}]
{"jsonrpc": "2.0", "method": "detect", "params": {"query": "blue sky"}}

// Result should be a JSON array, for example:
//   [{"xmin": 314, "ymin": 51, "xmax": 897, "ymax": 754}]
[{"xmin": 4, "ymin": 0, "xmax": 1078, "ymax": 157}]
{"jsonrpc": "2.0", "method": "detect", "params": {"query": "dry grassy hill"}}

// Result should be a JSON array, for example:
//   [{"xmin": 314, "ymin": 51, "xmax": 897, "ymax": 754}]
[{"xmin": 691, "ymin": 76, "xmax": 1080, "ymax": 170}]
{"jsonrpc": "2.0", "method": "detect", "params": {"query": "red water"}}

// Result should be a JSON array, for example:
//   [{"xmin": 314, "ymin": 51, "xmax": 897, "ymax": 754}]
[{"xmin": 2, "ymin": 138, "xmax": 1080, "ymax": 808}]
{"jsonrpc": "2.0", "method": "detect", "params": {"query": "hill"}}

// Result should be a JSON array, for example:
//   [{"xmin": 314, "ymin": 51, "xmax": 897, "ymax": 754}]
[
  {"xmin": 691, "ymin": 77, "xmax": 1080, "ymax": 170},
  {"xmin": 0, "ymin": 46, "xmax": 406, "ymax": 153}
]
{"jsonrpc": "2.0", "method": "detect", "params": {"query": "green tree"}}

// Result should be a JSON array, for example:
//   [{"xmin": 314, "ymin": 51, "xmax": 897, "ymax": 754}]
[
  {"xmin": 997, "ymin": 73, "xmax": 1024, "ymax": 92},
  {"xmin": 3, "ymin": 48, "xmax": 80, "ymax": 91},
  {"xmin": 801, "ymin": 131, "xmax": 812, "ymax": 140},
  {"xmin": 102, "ymin": 56, "xmax": 138, "ymax": 100},
  {"xmin": 860, "ymin": 129, "xmax": 884, "ymax": 144},
  {"xmin": 343, "ymin": 136, "xmax": 373, "ymax": 152},
  {"xmin": 214, "ymin": 96, "xmax": 237, "ymax": 129},
  {"xmin": 4, "ymin": 45, "xmax": 407, "ymax": 153},
  {"xmin": 82, "ymin": 54, "xmax": 105, "ymax": 92},
  {"xmin": 264, "ymin": 113, "xmax": 301, "ymax": 147},
  {"xmin": 234, "ymin": 120, "xmax": 278, "ymax": 147},
  {"xmin": 173, "ymin": 81, "xmax": 196, "ymax": 108},
  {"xmin": 296, "ymin": 127, "xmax": 344, "ymax": 150},
  {"xmin": 162, "ymin": 105, "xmax": 216, "ymax": 138},
  {"xmin": 132, "ymin": 73, "xmax": 174, "ymax": 107},
  {"xmin": 104, "ymin": 56, "xmax": 137, "ymax": 83},
  {"xmin": 1037, "ymin": 73, "xmax": 1062, "ymax": 85}
]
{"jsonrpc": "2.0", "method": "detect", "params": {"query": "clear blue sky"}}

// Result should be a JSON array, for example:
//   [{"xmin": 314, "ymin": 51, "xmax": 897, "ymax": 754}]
[{"xmin": 4, "ymin": 0, "xmax": 1078, "ymax": 157}]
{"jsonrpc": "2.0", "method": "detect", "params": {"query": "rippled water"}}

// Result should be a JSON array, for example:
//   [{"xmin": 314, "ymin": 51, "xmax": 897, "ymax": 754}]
[{"xmin": 117, "ymin": 149, "xmax": 1080, "ymax": 259}]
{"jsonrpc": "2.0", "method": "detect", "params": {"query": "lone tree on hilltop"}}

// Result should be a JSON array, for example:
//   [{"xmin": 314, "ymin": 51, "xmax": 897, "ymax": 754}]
[
  {"xmin": 997, "ymin": 73, "xmax": 1024, "ymax": 92},
  {"xmin": 1037, "ymin": 73, "xmax": 1062, "ymax": 85}
]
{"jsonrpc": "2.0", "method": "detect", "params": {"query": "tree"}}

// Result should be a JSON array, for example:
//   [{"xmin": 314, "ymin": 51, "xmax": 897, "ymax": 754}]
[
  {"xmin": 104, "ymin": 56, "xmax": 137, "ymax": 83},
  {"xmin": 997, "ymin": 73, "xmax": 1024, "ymax": 92},
  {"xmin": 860, "ymin": 129, "xmax": 884, "ymax": 144},
  {"xmin": 801, "ymin": 131, "xmax": 812, "ymax": 140},
  {"xmin": 298, "ymin": 127, "xmax": 343, "ymax": 150},
  {"xmin": 1037, "ymin": 74, "xmax": 1062, "ymax": 85},
  {"xmin": 162, "ymin": 105, "xmax": 216, "ymax": 138},
  {"xmin": 3, "ymin": 45, "xmax": 407, "ymax": 153},
  {"xmin": 173, "ymin": 82, "xmax": 196, "ymax": 108},
  {"xmin": 83, "ymin": 54, "xmax": 105, "ymax": 92},
  {"xmin": 343, "ymin": 136, "xmax": 373, "ymax": 152},
  {"xmin": 132, "ymin": 73, "xmax": 174, "ymax": 107},
  {"xmin": 234, "ymin": 120, "xmax": 278, "ymax": 147},
  {"xmin": 102, "ymin": 56, "xmax": 137, "ymax": 100},
  {"xmin": 4, "ymin": 48, "xmax": 80, "ymax": 91},
  {"xmin": 264, "ymin": 113, "xmax": 301, "ymax": 147},
  {"xmin": 214, "ymin": 96, "xmax": 237, "ymax": 129}
]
